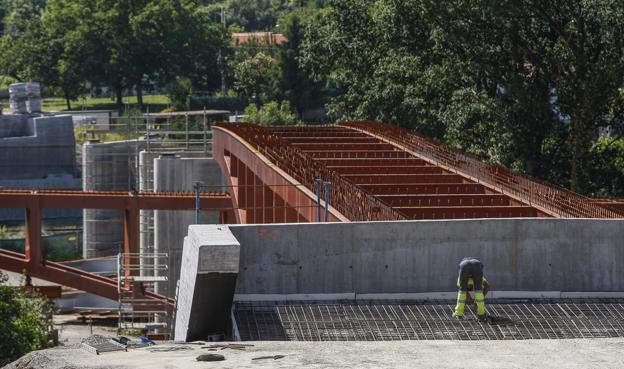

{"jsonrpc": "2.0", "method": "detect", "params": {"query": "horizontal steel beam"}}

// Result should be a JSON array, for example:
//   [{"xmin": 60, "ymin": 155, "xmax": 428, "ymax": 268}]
[
  {"xmin": 305, "ymin": 150, "xmax": 412, "ymax": 159},
  {"xmin": 395, "ymin": 206, "xmax": 540, "ymax": 219},
  {"xmin": 327, "ymin": 166, "xmax": 443, "ymax": 175},
  {"xmin": 357, "ymin": 183, "xmax": 492, "ymax": 195},
  {"xmin": 378, "ymin": 194, "xmax": 517, "ymax": 207},
  {"xmin": 315, "ymin": 158, "xmax": 429, "ymax": 166},
  {"xmin": 345, "ymin": 174, "xmax": 465, "ymax": 185},
  {"xmin": 291, "ymin": 143, "xmax": 397, "ymax": 151},
  {"xmin": 0, "ymin": 190, "xmax": 231, "ymax": 210}
]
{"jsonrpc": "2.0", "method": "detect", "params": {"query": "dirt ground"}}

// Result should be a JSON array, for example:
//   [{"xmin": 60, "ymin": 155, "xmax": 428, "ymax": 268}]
[{"xmin": 5, "ymin": 337, "xmax": 624, "ymax": 369}]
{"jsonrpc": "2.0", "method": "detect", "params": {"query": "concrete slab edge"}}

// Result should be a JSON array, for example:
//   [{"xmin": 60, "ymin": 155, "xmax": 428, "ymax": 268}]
[{"xmin": 233, "ymin": 291, "xmax": 624, "ymax": 302}]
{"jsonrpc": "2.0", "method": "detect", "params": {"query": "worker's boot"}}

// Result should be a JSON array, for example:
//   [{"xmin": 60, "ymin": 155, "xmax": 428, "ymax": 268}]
[
  {"xmin": 453, "ymin": 291, "xmax": 466, "ymax": 319},
  {"xmin": 475, "ymin": 290, "xmax": 486, "ymax": 322}
]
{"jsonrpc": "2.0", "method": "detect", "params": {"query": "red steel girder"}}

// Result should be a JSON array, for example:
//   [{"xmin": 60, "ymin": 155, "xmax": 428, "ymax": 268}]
[
  {"xmin": 291, "ymin": 143, "xmax": 398, "ymax": 151},
  {"xmin": 0, "ymin": 189, "xmax": 231, "ymax": 210},
  {"xmin": 315, "ymin": 158, "xmax": 429, "ymax": 166},
  {"xmin": 327, "ymin": 166, "xmax": 443, "ymax": 175},
  {"xmin": 283, "ymin": 137, "xmax": 379, "ymax": 143},
  {"xmin": 0, "ymin": 189, "xmax": 232, "ymax": 304},
  {"xmin": 377, "ymin": 194, "xmax": 519, "ymax": 207},
  {"xmin": 357, "ymin": 183, "xmax": 492, "ymax": 195},
  {"xmin": 344, "ymin": 174, "xmax": 466, "ymax": 185},
  {"xmin": 396, "ymin": 206, "xmax": 540, "ymax": 219},
  {"xmin": 305, "ymin": 150, "xmax": 412, "ymax": 159}
]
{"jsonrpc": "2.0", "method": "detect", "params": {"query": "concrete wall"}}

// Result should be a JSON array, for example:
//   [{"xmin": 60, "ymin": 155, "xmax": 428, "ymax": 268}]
[
  {"xmin": 226, "ymin": 219, "xmax": 624, "ymax": 296},
  {"xmin": 153, "ymin": 154, "xmax": 223, "ymax": 296},
  {"xmin": 0, "ymin": 114, "xmax": 76, "ymax": 179}
]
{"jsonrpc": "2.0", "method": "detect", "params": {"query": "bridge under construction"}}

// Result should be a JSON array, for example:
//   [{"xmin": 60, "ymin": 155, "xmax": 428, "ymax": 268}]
[{"xmin": 0, "ymin": 121, "xmax": 623, "ymax": 341}]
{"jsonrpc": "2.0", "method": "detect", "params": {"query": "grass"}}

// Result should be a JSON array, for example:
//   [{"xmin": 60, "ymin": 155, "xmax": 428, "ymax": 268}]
[
  {"xmin": 41, "ymin": 95, "xmax": 170, "ymax": 113},
  {"xmin": 2, "ymin": 95, "xmax": 170, "ymax": 113}
]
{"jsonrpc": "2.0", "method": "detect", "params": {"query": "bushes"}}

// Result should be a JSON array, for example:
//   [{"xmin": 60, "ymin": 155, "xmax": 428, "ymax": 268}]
[
  {"xmin": 243, "ymin": 101, "xmax": 297, "ymax": 125},
  {"xmin": 187, "ymin": 95, "xmax": 249, "ymax": 112},
  {"xmin": 0, "ymin": 272, "xmax": 55, "ymax": 366}
]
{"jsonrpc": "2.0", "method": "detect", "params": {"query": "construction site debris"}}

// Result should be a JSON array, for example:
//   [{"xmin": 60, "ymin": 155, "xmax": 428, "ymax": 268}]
[
  {"xmin": 148, "ymin": 346, "xmax": 194, "ymax": 352},
  {"xmin": 80, "ymin": 335, "xmax": 127, "ymax": 355},
  {"xmin": 201, "ymin": 343, "xmax": 254, "ymax": 351},
  {"xmin": 196, "ymin": 353, "xmax": 226, "ymax": 361},
  {"xmin": 252, "ymin": 355, "xmax": 286, "ymax": 360}
]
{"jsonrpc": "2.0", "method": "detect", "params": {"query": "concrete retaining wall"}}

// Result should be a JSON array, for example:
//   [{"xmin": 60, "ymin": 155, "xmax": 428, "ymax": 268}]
[
  {"xmin": 0, "ymin": 114, "xmax": 76, "ymax": 179},
  {"xmin": 227, "ymin": 219, "xmax": 624, "ymax": 295}
]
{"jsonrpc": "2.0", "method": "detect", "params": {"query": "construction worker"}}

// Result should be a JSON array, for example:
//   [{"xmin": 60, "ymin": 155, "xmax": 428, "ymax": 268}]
[{"xmin": 453, "ymin": 257, "xmax": 489, "ymax": 321}]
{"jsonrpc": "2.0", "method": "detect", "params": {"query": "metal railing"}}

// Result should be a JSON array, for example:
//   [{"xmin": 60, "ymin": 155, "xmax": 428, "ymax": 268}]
[
  {"xmin": 215, "ymin": 123, "xmax": 405, "ymax": 222},
  {"xmin": 343, "ymin": 121, "xmax": 623, "ymax": 218}
]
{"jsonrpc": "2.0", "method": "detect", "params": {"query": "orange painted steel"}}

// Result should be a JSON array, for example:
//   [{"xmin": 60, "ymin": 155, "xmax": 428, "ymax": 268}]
[
  {"xmin": 214, "ymin": 123, "xmax": 548, "ymax": 221},
  {"xmin": 264, "ymin": 124, "xmax": 548, "ymax": 220},
  {"xmin": 213, "ymin": 123, "xmax": 403, "ymax": 222},
  {"xmin": 0, "ymin": 190, "xmax": 232, "ymax": 303},
  {"xmin": 342, "ymin": 121, "xmax": 623, "ymax": 219},
  {"xmin": 590, "ymin": 198, "xmax": 624, "ymax": 215}
]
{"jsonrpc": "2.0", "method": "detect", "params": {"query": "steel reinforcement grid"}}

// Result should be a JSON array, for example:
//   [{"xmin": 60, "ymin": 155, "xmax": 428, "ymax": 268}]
[
  {"xmin": 342, "ymin": 121, "xmax": 624, "ymax": 218},
  {"xmin": 234, "ymin": 300, "xmax": 624, "ymax": 341},
  {"xmin": 215, "ymin": 123, "xmax": 405, "ymax": 222}
]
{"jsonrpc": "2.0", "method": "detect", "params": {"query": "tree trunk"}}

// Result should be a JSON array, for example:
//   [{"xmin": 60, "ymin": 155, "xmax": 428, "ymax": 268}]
[
  {"xmin": 65, "ymin": 91, "xmax": 72, "ymax": 110},
  {"xmin": 116, "ymin": 86, "xmax": 123, "ymax": 107},
  {"xmin": 136, "ymin": 81, "xmax": 144, "ymax": 110}
]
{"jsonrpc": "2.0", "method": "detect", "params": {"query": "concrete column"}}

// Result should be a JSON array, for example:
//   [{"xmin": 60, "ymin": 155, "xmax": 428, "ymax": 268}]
[{"xmin": 153, "ymin": 154, "xmax": 224, "ymax": 297}]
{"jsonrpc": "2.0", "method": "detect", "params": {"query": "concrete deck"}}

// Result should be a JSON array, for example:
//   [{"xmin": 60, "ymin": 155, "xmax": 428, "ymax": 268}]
[{"xmin": 5, "ymin": 339, "xmax": 624, "ymax": 368}]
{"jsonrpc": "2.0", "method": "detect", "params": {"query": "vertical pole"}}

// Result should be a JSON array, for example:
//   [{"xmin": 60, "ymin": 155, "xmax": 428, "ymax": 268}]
[
  {"xmin": 195, "ymin": 181, "xmax": 202, "ymax": 224},
  {"xmin": 315, "ymin": 179, "xmax": 322, "ymax": 222},
  {"xmin": 324, "ymin": 182, "xmax": 332, "ymax": 222},
  {"xmin": 24, "ymin": 202, "xmax": 42, "ymax": 266},
  {"xmin": 185, "ymin": 112, "xmax": 189, "ymax": 150},
  {"xmin": 203, "ymin": 107, "xmax": 208, "ymax": 154},
  {"xmin": 123, "ymin": 206, "xmax": 139, "ymax": 288}
]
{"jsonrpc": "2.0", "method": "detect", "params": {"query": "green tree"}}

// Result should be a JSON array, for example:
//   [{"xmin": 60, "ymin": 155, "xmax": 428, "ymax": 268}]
[
  {"xmin": 588, "ymin": 137, "xmax": 624, "ymax": 197},
  {"xmin": 277, "ymin": 9, "xmax": 323, "ymax": 118},
  {"xmin": 244, "ymin": 100, "xmax": 296, "ymax": 124},
  {"xmin": 0, "ymin": 272, "xmax": 54, "ymax": 366},
  {"xmin": 233, "ymin": 51, "xmax": 280, "ymax": 103}
]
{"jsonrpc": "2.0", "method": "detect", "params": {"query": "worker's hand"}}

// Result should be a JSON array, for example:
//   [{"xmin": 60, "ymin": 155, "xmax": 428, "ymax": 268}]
[{"xmin": 484, "ymin": 283, "xmax": 490, "ymax": 296}]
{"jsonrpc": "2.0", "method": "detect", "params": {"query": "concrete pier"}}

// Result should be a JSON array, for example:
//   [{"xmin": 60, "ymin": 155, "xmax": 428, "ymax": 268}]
[{"xmin": 174, "ymin": 225, "xmax": 240, "ymax": 342}]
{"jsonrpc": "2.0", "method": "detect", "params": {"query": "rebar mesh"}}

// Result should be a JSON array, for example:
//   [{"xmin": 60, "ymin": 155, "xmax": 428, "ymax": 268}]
[{"xmin": 233, "ymin": 300, "xmax": 624, "ymax": 341}]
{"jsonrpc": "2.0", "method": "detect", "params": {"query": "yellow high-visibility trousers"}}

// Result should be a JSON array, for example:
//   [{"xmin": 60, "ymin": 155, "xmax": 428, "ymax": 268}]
[
  {"xmin": 475, "ymin": 290, "xmax": 486, "ymax": 316},
  {"xmin": 454, "ymin": 291, "xmax": 467, "ymax": 317}
]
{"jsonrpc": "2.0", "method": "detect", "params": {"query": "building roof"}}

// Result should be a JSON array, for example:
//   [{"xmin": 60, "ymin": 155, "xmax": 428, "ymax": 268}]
[{"xmin": 232, "ymin": 32, "xmax": 287, "ymax": 46}]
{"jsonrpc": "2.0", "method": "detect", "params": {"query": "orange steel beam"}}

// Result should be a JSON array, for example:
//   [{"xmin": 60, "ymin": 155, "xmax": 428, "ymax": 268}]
[{"xmin": 0, "ymin": 190, "xmax": 232, "ymax": 303}]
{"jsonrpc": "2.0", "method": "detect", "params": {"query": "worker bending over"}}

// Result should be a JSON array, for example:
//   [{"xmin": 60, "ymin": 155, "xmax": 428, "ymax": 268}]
[{"xmin": 453, "ymin": 257, "xmax": 489, "ymax": 321}]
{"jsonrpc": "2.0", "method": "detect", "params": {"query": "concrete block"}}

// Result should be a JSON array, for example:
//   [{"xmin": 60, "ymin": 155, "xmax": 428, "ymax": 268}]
[{"xmin": 174, "ymin": 225, "xmax": 240, "ymax": 342}]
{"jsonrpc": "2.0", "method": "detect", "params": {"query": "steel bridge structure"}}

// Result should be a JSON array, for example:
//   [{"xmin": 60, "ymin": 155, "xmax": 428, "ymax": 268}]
[{"xmin": 0, "ymin": 121, "xmax": 622, "ymax": 305}]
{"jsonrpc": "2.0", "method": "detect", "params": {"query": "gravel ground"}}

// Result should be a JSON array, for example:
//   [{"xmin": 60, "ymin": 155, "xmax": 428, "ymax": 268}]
[{"xmin": 4, "ymin": 338, "xmax": 624, "ymax": 369}]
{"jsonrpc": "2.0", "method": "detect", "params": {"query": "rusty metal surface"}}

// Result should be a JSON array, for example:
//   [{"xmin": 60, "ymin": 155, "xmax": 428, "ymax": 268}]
[
  {"xmin": 590, "ymin": 198, "xmax": 624, "ymax": 215},
  {"xmin": 214, "ymin": 123, "xmax": 405, "ymax": 222},
  {"xmin": 214, "ymin": 123, "xmax": 557, "ymax": 220},
  {"xmin": 343, "ymin": 121, "xmax": 623, "ymax": 219}
]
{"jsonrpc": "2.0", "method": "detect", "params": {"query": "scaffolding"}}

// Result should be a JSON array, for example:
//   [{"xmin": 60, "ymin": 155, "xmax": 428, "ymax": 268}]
[{"xmin": 117, "ymin": 252, "xmax": 172, "ymax": 338}]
